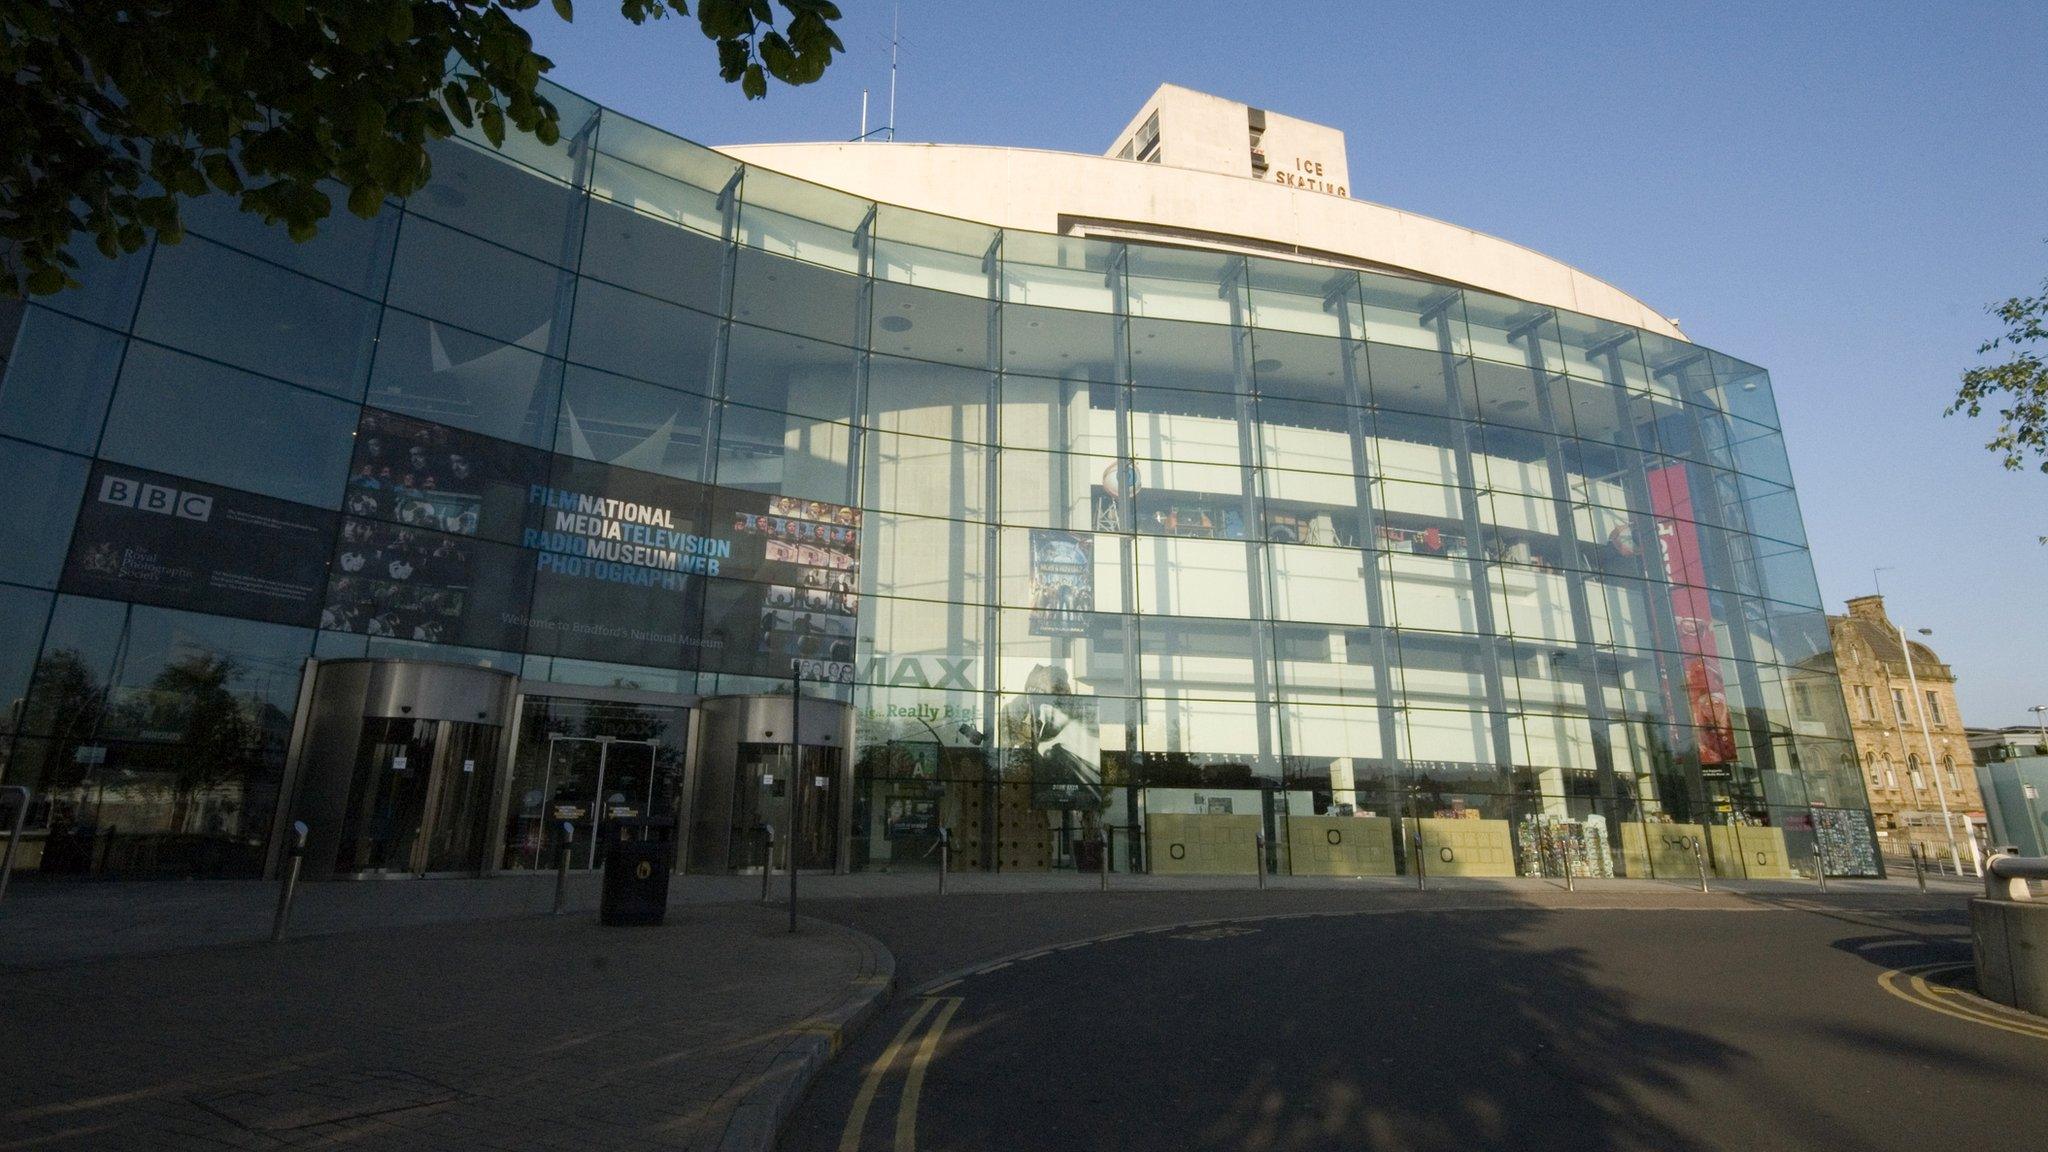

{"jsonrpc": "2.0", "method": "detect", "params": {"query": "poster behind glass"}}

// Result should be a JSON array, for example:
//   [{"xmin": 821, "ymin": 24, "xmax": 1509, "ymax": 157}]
[
  {"xmin": 1004, "ymin": 663, "xmax": 1105, "ymax": 810},
  {"xmin": 327, "ymin": 408, "xmax": 861, "ymax": 678},
  {"xmin": 63, "ymin": 464, "xmax": 336, "ymax": 627},
  {"xmin": 1027, "ymin": 529, "xmax": 1093, "ymax": 636},
  {"xmin": 1648, "ymin": 464, "xmax": 1739, "ymax": 774}
]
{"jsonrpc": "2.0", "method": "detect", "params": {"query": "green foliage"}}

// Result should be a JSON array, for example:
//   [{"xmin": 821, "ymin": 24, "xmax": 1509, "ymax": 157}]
[
  {"xmin": 1949, "ymin": 277, "xmax": 2048, "ymax": 473},
  {"xmin": 0, "ymin": 0, "xmax": 843, "ymax": 297}
]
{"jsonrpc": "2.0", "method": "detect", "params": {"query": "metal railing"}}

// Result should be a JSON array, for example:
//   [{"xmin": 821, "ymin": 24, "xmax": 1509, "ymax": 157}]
[
  {"xmin": 1984, "ymin": 851, "xmax": 2048, "ymax": 901},
  {"xmin": 0, "ymin": 786, "xmax": 29, "ymax": 904}
]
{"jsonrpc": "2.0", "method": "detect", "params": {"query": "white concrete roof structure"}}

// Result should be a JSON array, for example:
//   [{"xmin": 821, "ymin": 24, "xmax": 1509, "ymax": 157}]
[{"xmin": 719, "ymin": 141, "xmax": 1684, "ymax": 340}]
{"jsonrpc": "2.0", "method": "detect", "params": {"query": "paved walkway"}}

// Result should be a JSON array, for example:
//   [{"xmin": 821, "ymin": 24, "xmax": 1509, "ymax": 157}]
[
  {"xmin": 0, "ymin": 903, "xmax": 890, "ymax": 1152},
  {"xmin": 0, "ymin": 867, "xmax": 1986, "ymax": 968},
  {"xmin": 0, "ymin": 869, "xmax": 1999, "ymax": 1152}
]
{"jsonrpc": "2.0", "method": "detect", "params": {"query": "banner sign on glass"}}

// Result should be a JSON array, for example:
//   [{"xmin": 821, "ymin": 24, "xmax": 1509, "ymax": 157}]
[
  {"xmin": 1647, "ymin": 464, "xmax": 1739, "ymax": 772},
  {"xmin": 328, "ymin": 408, "xmax": 861, "ymax": 679},
  {"xmin": 63, "ymin": 464, "xmax": 336, "ymax": 627},
  {"xmin": 1004, "ymin": 664, "xmax": 1105, "ymax": 811},
  {"xmin": 1027, "ymin": 529, "xmax": 1094, "ymax": 637}
]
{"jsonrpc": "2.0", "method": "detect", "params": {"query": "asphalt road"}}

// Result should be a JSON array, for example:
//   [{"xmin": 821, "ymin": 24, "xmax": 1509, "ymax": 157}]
[{"xmin": 784, "ymin": 900, "xmax": 2042, "ymax": 1152}]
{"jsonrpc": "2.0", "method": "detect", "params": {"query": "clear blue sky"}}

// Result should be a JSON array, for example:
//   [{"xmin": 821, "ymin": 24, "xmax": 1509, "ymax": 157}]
[{"xmin": 518, "ymin": 0, "xmax": 2048, "ymax": 726}]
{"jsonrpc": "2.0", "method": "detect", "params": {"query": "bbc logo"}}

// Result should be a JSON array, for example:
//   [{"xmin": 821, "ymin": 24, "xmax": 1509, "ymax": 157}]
[{"xmin": 99, "ymin": 475, "xmax": 213, "ymax": 522}]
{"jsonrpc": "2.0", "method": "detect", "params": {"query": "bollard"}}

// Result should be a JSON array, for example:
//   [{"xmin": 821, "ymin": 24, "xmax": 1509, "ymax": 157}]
[
  {"xmin": 553, "ymin": 821, "xmax": 574, "ymax": 915},
  {"xmin": 759, "ymin": 823, "xmax": 775, "ymax": 906},
  {"xmin": 1254, "ymin": 829, "xmax": 1266, "ymax": 890},
  {"xmin": 1811, "ymin": 807, "xmax": 1828, "ymax": 892},
  {"xmin": 1910, "ymin": 844, "xmax": 1927, "ymax": 893},
  {"xmin": 0, "ymin": 785, "xmax": 29, "ymax": 905},
  {"xmin": 1100, "ymin": 826, "xmax": 1110, "ymax": 892},
  {"xmin": 1690, "ymin": 835, "xmax": 1710, "ymax": 894},
  {"xmin": 270, "ymin": 821, "xmax": 309, "ymax": 942},
  {"xmin": 1408, "ymin": 796, "xmax": 1426, "ymax": 892}
]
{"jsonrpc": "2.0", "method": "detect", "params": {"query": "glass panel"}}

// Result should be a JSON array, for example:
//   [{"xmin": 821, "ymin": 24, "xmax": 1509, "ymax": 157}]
[
  {"xmin": 35, "ymin": 238, "xmax": 151, "ymax": 331},
  {"xmin": 1125, "ymin": 246, "xmax": 1243, "ymax": 324},
  {"xmin": 554, "ymin": 366, "xmax": 711, "ymax": 480},
  {"xmin": 385, "ymin": 215, "xmax": 571, "ymax": 347},
  {"xmin": 1266, "ymin": 543, "xmax": 1370, "ymax": 627},
  {"xmin": 865, "ymin": 510, "xmax": 986, "ymax": 605},
  {"xmin": 367, "ymin": 309, "xmax": 564, "ymax": 448},
  {"xmin": 874, "ymin": 204, "xmax": 995, "ymax": 295},
  {"xmin": 862, "ymin": 429, "xmax": 987, "ymax": 521},
  {"xmin": 1129, "ymin": 316, "xmax": 1241, "ymax": 394},
  {"xmin": 1127, "ymin": 385, "xmax": 1245, "ymax": 467},
  {"xmin": 590, "ymin": 110, "xmax": 738, "ymax": 236},
  {"xmin": 1001, "ymin": 231, "xmax": 1117, "ymax": 312},
  {"xmin": 0, "ymin": 439, "xmax": 88, "ymax": 588},
  {"xmin": 0, "ymin": 584, "xmax": 52, "ymax": 740},
  {"xmin": 1256, "ymin": 400, "xmax": 1359, "ymax": 478},
  {"xmin": 134, "ymin": 236, "xmax": 379, "ymax": 399},
  {"xmin": 723, "ymin": 322, "xmax": 859, "ymax": 424},
  {"xmin": 1134, "ymin": 537, "xmax": 1251, "ymax": 617},
  {"xmin": 997, "ymin": 374, "xmax": 1119, "ymax": 454},
  {"xmin": 1002, "ymin": 302, "xmax": 1121, "ymax": 381},
  {"xmin": 178, "ymin": 181, "xmax": 398, "ymax": 296},
  {"xmin": 731, "ymin": 245, "xmax": 863, "ymax": 348},
  {"xmin": 1247, "ymin": 256, "xmax": 1352, "ymax": 337},
  {"xmin": 871, "ymin": 278, "xmax": 992, "ymax": 368},
  {"xmin": 18, "ymin": 598, "xmax": 311, "ymax": 877},
  {"xmin": 867, "ymin": 355, "xmax": 990, "ymax": 442},
  {"xmin": 408, "ymin": 135, "xmax": 584, "ymax": 264},
  {"xmin": 994, "ymin": 449, "xmax": 1118, "ymax": 531},
  {"xmin": 712, "ymin": 403, "xmax": 854, "ymax": 502},
  {"xmin": 578, "ymin": 195, "xmax": 727, "ymax": 314},
  {"xmin": 0, "ymin": 306, "xmax": 126, "ymax": 454},
  {"xmin": 568, "ymin": 278, "xmax": 719, "ymax": 392},
  {"xmin": 101, "ymin": 344, "xmax": 359, "ymax": 508},
  {"xmin": 736, "ymin": 164, "xmax": 866, "ymax": 273}
]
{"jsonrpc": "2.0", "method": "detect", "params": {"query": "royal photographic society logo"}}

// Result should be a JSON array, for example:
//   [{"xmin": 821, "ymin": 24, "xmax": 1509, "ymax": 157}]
[{"xmin": 99, "ymin": 474, "xmax": 212, "ymax": 522}]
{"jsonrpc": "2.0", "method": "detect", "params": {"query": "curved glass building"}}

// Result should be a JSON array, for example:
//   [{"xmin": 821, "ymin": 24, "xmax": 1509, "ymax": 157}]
[{"xmin": 0, "ymin": 79, "xmax": 1879, "ymax": 883}]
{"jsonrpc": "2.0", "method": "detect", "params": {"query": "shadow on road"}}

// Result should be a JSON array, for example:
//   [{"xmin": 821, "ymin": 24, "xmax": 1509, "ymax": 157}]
[{"xmin": 893, "ymin": 911, "xmax": 1746, "ymax": 1152}]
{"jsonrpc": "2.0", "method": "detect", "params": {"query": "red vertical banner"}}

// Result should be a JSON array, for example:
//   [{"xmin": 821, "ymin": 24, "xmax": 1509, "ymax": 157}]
[{"xmin": 1647, "ymin": 465, "xmax": 1739, "ymax": 770}]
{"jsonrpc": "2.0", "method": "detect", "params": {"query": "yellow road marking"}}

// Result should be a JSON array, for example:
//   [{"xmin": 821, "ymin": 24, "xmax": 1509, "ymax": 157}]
[
  {"xmin": 1877, "ymin": 964, "xmax": 2048, "ymax": 1042},
  {"xmin": 838, "ymin": 998, "xmax": 941, "ymax": 1152},
  {"xmin": 894, "ymin": 996, "xmax": 963, "ymax": 1152}
]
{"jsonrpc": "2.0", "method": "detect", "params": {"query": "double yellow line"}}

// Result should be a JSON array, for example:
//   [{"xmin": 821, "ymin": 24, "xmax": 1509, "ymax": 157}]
[
  {"xmin": 1877, "ymin": 963, "xmax": 2048, "ymax": 1041},
  {"xmin": 838, "ymin": 996, "xmax": 965, "ymax": 1152}
]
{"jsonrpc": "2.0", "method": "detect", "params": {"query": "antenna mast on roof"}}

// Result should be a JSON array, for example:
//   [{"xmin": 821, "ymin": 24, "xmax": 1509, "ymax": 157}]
[{"xmin": 887, "ymin": 3, "xmax": 899, "ymax": 141}]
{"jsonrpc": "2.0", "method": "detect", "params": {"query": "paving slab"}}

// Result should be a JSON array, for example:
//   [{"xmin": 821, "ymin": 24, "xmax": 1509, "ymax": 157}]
[{"xmin": 0, "ymin": 903, "xmax": 892, "ymax": 1152}]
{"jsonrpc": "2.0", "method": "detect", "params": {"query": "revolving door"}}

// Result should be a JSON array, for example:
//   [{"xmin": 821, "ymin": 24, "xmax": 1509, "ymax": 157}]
[{"xmin": 281, "ymin": 659, "xmax": 517, "ymax": 879}]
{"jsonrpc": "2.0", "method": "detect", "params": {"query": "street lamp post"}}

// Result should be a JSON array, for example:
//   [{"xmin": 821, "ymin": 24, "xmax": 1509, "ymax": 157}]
[{"xmin": 1898, "ymin": 624, "xmax": 1961, "ymax": 876}]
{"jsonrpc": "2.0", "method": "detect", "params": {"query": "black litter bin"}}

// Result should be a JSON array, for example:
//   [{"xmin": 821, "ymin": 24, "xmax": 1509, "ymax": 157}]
[{"xmin": 599, "ymin": 816, "xmax": 677, "ymax": 926}]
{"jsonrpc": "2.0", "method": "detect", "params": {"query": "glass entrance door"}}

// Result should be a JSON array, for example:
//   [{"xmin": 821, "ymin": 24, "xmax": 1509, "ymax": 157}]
[
  {"xmin": 727, "ymin": 743, "xmax": 839, "ymax": 872},
  {"xmin": 728, "ymin": 743, "xmax": 789, "ymax": 872},
  {"xmin": 541, "ymin": 735, "xmax": 660, "ymax": 869},
  {"xmin": 336, "ymin": 718, "xmax": 438, "ymax": 873},
  {"xmin": 335, "ymin": 717, "xmax": 500, "ymax": 875},
  {"xmin": 795, "ymin": 746, "xmax": 840, "ymax": 871},
  {"xmin": 419, "ymin": 722, "xmax": 500, "ymax": 873}
]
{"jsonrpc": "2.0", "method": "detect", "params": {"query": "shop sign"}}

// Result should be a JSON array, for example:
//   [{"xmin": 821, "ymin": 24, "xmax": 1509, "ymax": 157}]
[{"xmin": 857, "ymin": 655, "xmax": 975, "ymax": 690}]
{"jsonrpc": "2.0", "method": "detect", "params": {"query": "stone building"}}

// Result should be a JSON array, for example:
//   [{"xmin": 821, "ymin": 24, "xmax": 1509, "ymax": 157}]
[{"xmin": 1825, "ymin": 596, "xmax": 1985, "ymax": 851}]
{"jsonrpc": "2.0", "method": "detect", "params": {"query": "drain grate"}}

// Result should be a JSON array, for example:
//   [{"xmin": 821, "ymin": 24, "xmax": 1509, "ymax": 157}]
[{"xmin": 192, "ymin": 1067, "xmax": 464, "ymax": 1133}]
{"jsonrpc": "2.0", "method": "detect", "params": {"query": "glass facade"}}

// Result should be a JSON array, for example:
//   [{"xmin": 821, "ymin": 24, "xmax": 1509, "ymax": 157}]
[{"xmin": 0, "ymin": 78, "xmax": 1877, "ymax": 880}]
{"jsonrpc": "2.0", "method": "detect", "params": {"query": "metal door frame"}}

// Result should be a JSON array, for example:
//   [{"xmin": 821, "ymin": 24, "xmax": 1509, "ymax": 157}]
[
  {"xmin": 407, "ymin": 720, "xmax": 455, "ymax": 876},
  {"xmin": 541, "ymin": 734, "xmax": 659, "ymax": 870}
]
